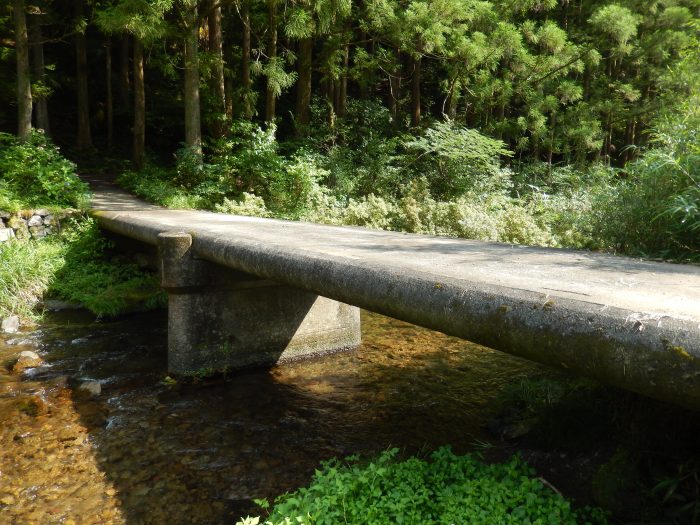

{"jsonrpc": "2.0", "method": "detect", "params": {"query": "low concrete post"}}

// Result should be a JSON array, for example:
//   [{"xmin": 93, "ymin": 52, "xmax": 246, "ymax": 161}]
[{"xmin": 157, "ymin": 231, "xmax": 361, "ymax": 374}]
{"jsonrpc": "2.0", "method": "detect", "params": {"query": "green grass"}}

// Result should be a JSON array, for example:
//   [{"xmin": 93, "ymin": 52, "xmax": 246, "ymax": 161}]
[
  {"xmin": 0, "ymin": 238, "xmax": 66, "ymax": 321},
  {"xmin": 0, "ymin": 217, "xmax": 165, "ymax": 322}
]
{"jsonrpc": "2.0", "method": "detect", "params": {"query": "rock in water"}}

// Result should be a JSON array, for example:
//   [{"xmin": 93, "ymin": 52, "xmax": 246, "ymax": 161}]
[
  {"xmin": 78, "ymin": 381, "xmax": 102, "ymax": 396},
  {"xmin": 13, "ymin": 350, "xmax": 44, "ymax": 373},
  {"xmin": 2, "ymin": 315, "xmax": 20, "ymax": 333}
]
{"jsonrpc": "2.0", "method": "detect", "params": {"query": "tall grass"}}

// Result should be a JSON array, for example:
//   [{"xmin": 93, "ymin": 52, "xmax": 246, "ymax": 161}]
[
  {"xmin": 0, "ymin": 218, "xmax": 165, "ymax": 322},
  {"xmin": 0, "ymin": 239, "xmax": 65, "ymax": 321}
]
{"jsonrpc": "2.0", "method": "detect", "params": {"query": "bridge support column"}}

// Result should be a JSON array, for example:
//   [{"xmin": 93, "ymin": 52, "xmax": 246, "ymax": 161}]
[{"xmin": 158, "ymin": 232, "xmax": 361, "ymax": 375}]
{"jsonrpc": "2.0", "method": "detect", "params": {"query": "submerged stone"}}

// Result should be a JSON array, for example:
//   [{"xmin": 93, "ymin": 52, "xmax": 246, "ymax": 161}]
[
  {"xmin": 13, "ymin": 350, "xmax": 44, "ymax": 373},
  {"xmin": 78, "ymin": 381, "xmax": 101, "ymax": 396}
]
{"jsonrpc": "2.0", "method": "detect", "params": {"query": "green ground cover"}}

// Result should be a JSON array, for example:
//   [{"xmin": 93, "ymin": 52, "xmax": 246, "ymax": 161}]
[{"xmin": 237, "ymin": 447, "xmax": 608, "ymax": 525}]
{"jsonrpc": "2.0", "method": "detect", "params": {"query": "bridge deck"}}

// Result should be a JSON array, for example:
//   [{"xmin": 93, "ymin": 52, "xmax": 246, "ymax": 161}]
[{"xmin": 90, "ymin": 184, "xmax": 700, "ymax": 409}]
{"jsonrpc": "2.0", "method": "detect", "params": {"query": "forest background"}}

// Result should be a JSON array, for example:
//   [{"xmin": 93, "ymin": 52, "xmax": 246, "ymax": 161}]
[{"xmin": 1, "ymin": 0, "xmax": 699, "ymax": 262}]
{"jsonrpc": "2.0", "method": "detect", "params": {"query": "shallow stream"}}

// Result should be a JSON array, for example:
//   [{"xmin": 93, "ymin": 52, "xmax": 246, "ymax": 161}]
[{"xmin": 0, "ymin": 308, "xmax": 615, "ymax": 524}]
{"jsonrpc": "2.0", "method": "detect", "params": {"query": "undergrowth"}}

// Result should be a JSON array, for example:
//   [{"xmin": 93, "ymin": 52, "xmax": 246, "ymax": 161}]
[
  {"xmin": 238, "ymin": 447, "xmax": 608, "ymax": 525},
  {"xmin": 493, "ymin": 376, "xmax": 700, "ymax": 523},
  {"xmin": 0, "ymin": 238, "xmax": 65, "ymax": 320},
  {"xmin": 117, "ymin": 111, "xmax": 698, "ymax": 261},
  {"xmin": 48, "ymin": 218, "xmax": 165, "ymax": 316},
  {"xmin": 0, "ymin": 131, "xmax": 89, "ymax": 210},
  {"xmin": 0, "ymin": 217, "xmax": 164, "ymax": 321}
]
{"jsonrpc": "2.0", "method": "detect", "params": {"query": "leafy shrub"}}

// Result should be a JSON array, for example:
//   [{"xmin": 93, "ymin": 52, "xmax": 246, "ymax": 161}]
[
  {"xmin": 299, "ymin": 98, "xmax": 405, "ymax": 198},
  {"xmin": 268, "ymin": 152, "xmax": 329, "ymax": 216},
  {"xmin": 239, "ymin": 447, "xmax": 607, "ymax": 525},
  {"xmin": 209, "ymin": 120, "xmax": 288, "ymax": 203},
  {"xmin": 497, "ymin": 202, "xmax": 554, "ymax": 246},
  {"xmin": 343, "ymin": 195, "xmax": 398, "ymax": 229},
  {"xmin": 588, "ymin": 115, "xmax": 700, "ymax": 261},
  {"xmin": 118, "ymin": 165, "xmax": 207, "ymax": 209},
  {"xmin": 403, "ymin": 119, "xmax": 513, "ymax": 200},
  {"xmin": 215, "ymin": 193, "xmax": 271, "ymax": 217},
  {"xmin": 0, "ymin": 131, "xmax": 89, "ymax": 209}
]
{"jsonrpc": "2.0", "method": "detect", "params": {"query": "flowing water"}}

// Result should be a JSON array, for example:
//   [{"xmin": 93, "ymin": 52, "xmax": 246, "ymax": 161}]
[{"xmin": 0, "ymin": 309, "xmax": 548, "ymax": 524}]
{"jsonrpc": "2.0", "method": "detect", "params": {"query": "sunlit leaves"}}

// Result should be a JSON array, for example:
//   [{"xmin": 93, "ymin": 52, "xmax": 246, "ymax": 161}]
[
  {"xmin": 589, "ymin": 4, "xmax": 640, "ymax": 48},
  {"xmin": 95, "ymin": 0, "xmax": 171, "ymax": 42}
]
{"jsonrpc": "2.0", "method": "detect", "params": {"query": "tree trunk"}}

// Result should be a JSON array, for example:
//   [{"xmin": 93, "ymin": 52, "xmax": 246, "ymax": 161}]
[
  {"xmin": 295, "ymin": 37, "xmax": 312, "ymax": 132},
  {"xmin": 132, "ymin": 38, "xmax": 145, "ymax": 169},
  {"xmin": 333, "ymin": 78, "xmax": 341, "ymax": 116},
  {"xmin": 119, "ymin": 34, "xmax": 130, "ymax": 108},
  {"xmin": 241, "ymin": 1, "xmax": 252, "ymax": 119},
  {"xmin": 75, "ymin": 0, "xmax": 92, "ymax": 150},
  {"xmin": 184, "ymin": 5, "xmax": 202, "ymax": 155},
  {"xmin": 337, "ymin": 44, "xmax": 349, "ymax": 117},
  {"xmin": 106, "ymin": 38, "xmax": 113, "ymax": 148},
  {"xmin": 326, "ymin": 79, "xmax": 335, "ymax": 128},
  {"xmin": 208, "ymin": 2, "xmax": 226, "ymax": 137},
  {"xmin": 225, "ymin": 76, "xmax": 234, "ymax": 120},
  {"xmin": 30, "ymin": 12, "xmax": 50, "ymax": 135},
  {"xmin": 445, "ymin": 77, "xmax": 458, "ymax": 120},
  {"xmin": 388, "ymin": 49, "xmax": 401, "ymax": 122},
  {"xmin": 14, "ymin": 0, "xmax": 32, "ymax": 141},
  {"xmin": 410, "ymin": 54, "xmax": 421, "ymax": 127},
  {"xmin": 265, "ymin": 0, "xmax": 277, "ymax": 123}
]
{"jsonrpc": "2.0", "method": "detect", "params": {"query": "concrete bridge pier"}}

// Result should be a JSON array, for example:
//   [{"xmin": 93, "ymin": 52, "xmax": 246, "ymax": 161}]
[{"xmin": 157, "ymin": 231, "xmax": 361, "ymax": 375}]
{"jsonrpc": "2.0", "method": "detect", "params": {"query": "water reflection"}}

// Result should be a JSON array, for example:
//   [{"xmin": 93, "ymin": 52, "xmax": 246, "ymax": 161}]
[{"xmin": 0, "ymin": 309, "xmax": 543, "ymax": 524}]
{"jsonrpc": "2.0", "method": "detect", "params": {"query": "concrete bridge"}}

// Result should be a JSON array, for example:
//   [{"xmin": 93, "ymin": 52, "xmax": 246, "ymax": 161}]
[{"xmin": 90, "ymin": 184, "xmax": 700, "ymax": 410}]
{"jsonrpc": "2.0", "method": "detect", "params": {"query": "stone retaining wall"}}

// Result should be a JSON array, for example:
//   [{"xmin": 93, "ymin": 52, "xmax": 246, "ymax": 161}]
[{"xmin": 0, "ymin": 210, "xmax": 77, "ymax": 243}]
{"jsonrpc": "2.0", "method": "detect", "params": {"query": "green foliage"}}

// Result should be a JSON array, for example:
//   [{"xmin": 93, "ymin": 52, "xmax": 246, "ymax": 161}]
[
  {"xmin": 48, "ymin": 218, "xmax": 165, "ymax": 316},
  {"xmin": 118, "ymin": 165, "xmax": 207, "ymax": 209},
  {"xmin": 592, "ymin": 103, "xmax": 700, "ymax": 261},
  {"xmin": 0, "ymin": 217, "xmax": 164, "ymax": 321},
  {"xmin": 239, "ymin": 447, "xmax": 607, "ymax": 525},
  {"xmin": 403, "ymin": 119, "xmax": 513, "ymax": 199},
  {"xmin": 0, "ymin": 132, "xmax": 89, "ymax": 210},
  {"xmin": 94, "ymin": 0, "xmax": 172, "ymax": 42},
  {"xmin": 493, "ymin": 375, "xmax": 700, "ymax": 523},
  {"xmin": 215, "ymin": 193, "xmax": 271, "ymax": 217},
  {"xmin": 121, "ymin": 122, "xmax": 328, "ymax": 217}
]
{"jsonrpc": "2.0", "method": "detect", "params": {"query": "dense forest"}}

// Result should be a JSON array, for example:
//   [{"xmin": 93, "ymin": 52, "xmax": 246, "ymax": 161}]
[{"xmin": 1, "ymin": 0, "xmax": 699, "ymax": 259}]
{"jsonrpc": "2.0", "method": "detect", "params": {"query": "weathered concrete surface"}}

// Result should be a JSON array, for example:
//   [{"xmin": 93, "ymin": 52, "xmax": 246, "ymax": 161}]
[
  {"xmin": 158, "ymin": 231, "xmax": 360, "ymax": 373},
  {"xmin": 91, "ymin": 188, "xmax": 700, "ymax": 409}
]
